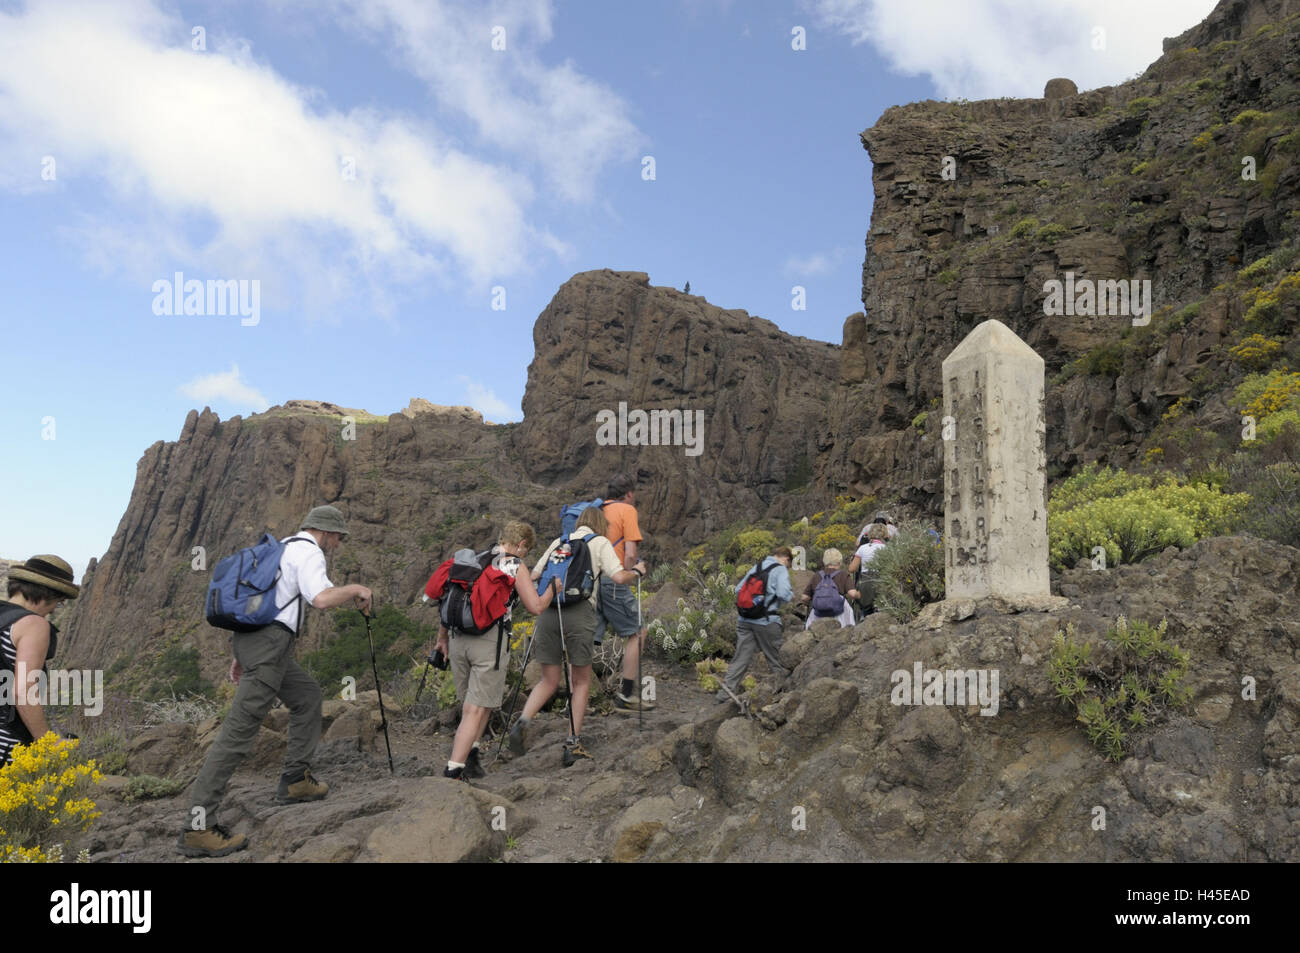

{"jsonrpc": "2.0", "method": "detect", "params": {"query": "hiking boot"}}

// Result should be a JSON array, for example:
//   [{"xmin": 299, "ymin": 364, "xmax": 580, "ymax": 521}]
[
  {"xmin": 443, "ymin": 765, "xmax": 467, "ymax": 781},
  {"xmin": 561, "ymin": 739, "xmax": 592, "ymax": 768},
  {"xmin": 464, "ymin": 747, "xmax": 486, "ymax": 779},
  {"xmin": 614, "ymin": 693, "xmax": 655, "ymax": 713},
  {"xmin": 276, "ymin": 768, "xmax": 328, "ymax": 804},
  {"xmin": 507, "ymin": 718, "xmax": 528, "ymax": 755},
  {"xmin": 177, "ymin": 824, "xmax": 248, "ymax": 858}
]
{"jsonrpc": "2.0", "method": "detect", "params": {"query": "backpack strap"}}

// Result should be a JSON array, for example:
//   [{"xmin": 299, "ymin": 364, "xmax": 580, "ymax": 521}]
[{"xmin": 281, "ymin": 535, "xmax": 316, "ymax": 637}]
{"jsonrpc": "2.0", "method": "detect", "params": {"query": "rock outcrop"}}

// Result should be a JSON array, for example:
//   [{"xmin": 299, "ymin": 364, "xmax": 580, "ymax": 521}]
[
  {"xmin": 827, "ymin": 0, "xmax": 1300, "ymax": 503},
  {"xmin": 515, "ymin": 269, "xmax": 841, "ymax": 535}
]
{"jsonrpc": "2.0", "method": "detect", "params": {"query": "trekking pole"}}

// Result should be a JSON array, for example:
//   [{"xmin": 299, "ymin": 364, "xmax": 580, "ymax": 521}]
[
  {"xmin": 493, "ymin": 629, "xmax": 536, "ymax": 761},
  {"xmin": 636, "ymin": 574, "xmax": 643, "ymax": 733},
  {"xmin": 414, "ymin": 641, "xmax": 434, "ymax": 705},
  {"xmin": 360, "ymin": 609, "xmax": 395, "ymax": 775},
  {"xmin": 556, "ymin": 596, "xmax": 578, "ymax": 740}
]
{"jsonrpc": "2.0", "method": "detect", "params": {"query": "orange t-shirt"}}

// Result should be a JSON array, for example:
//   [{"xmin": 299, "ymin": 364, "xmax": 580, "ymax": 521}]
[{"xmin": 602, "ymin": 501, "xmax": 642, "ymax": 566}]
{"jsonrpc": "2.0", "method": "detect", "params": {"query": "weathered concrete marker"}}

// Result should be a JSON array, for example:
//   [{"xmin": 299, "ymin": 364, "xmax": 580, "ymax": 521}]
[{"xmin": 942, "ymin": 319, "xmax": 1050, "ymax": 600}]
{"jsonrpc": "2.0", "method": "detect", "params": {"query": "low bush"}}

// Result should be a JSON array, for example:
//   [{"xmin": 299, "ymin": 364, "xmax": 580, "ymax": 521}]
[
  {"xmin": 870, "ymin": 527, "xmax": 945, "ymax": 622},
  {"xmin": 0, "ymin": 734, "xmax": 102, "ymax": 863},
  {"xmin": 1048, "ymin": 618, "xmax": 1191, "ymax": 761}
]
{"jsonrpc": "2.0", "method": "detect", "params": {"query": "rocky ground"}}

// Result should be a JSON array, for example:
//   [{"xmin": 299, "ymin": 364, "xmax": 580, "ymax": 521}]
[{"xmin": 85, "ymin": 535, "xmax": 1299, "ymax": 863}]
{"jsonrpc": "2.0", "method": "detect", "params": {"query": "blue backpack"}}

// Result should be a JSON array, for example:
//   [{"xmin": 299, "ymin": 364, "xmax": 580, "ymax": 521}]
[
  {"xmin": 535, "ymin": 533, "xmax": 596, "ymax": 608},
  {"xmin": 811, "ymin": 570, "xmax": 846, "ymax": 615},
  {"xmin": 559, "ymin": 499, "xmax": 604, "ymax": 538},
  {"xmin": 205, "ymin": 534, "xmax": 312, "ymax": 633}
]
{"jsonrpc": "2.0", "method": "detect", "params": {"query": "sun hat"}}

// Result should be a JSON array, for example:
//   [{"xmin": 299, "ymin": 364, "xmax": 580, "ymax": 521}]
[
  {"xmin": 301, "ymin": 505, "xmax": 349, "ymax": 537},
  {"xmin": 8, "ymin": 555, "xmax": 80, "ymax": 598}
]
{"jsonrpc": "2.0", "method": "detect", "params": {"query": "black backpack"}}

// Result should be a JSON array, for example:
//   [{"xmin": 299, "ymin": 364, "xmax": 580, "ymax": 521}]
[{"xmin": 536, "ymin": 533, "xmax": 596, "ymax": 608}]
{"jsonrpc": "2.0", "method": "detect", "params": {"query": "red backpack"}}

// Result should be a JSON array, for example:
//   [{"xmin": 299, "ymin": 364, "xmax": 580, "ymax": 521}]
[
  {"xmin": 736, "ymin": 560, "xmax": 777, "ymax": 619},
  {"xmin": 423, "ymin": 549, "xmax": 517, "ymax": 669}
]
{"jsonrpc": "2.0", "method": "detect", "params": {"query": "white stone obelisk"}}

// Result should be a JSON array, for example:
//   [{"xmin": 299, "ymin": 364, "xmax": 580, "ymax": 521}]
[{"xmin": 941, "ymin": 319, "xmax": 1050, "ymax": 600}]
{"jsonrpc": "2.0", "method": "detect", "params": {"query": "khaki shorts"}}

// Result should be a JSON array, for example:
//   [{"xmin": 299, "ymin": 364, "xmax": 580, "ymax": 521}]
[
  {"xmin": 533, "ymin": 602, "xmax": 596, "ymax": 667},
  {"xmin": 450, "ymin": 628, "xmax": 508, "ymax": 709}
]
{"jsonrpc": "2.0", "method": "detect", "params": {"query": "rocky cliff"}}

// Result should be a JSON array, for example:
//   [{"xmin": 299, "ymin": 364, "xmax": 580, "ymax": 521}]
[
  {"xmin": 515, "ymin": 270, "xmax": 841, "ymax": 533},
  {"xmin": 829, "ymin": 0, "xmax": 1300, "ymax": 505}
]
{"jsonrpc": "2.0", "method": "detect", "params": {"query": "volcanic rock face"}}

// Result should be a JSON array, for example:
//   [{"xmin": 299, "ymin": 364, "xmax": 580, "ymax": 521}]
[
  {"xmin": 829, "ymin": 0, "xmax": 1300, "ymax": 502},
  {"xmin": 515, "ymin": 269, "xmax": 841, "ymax": 537},
  {"xmin": 61, "ymin": 401, "xmax": 554, "ymax": 678}
]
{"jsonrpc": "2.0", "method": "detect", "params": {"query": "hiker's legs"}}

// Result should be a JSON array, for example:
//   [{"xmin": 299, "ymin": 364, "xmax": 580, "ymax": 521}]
[
  {"xmin": 752, "ymin": 620, "xmax": 790, "ymax": 679},
  {"xmin": 570, "ymin": 665, "xmax": 591, "ymax": 736},
  {"xmin": 451, "ymin": 701, "xmax": 493, "ymax": 763},
  {"xmin": 277, "ymin": 657, "xmax": 322, "ymax": 777},
  {"xmin": 189, "ymin": 627, "xmax": 289, "ymax": 824},
  {"xmin": 520, "ymin": 664, "xmax": 561, "ymax": 719},
  {"xmin": 620, "ymin": 627, "xmax": 647, "ymax": 683},
  {"xmin": 448, "ymin": 629, "xmax": 508, "ymax": 764},
  {"xmin": 597, "ymin": 578, "xmax": 642, "ymax": 692},
  {"xmin": 722, "ymin": 621, "xmax": 758, "ymax": 693}
]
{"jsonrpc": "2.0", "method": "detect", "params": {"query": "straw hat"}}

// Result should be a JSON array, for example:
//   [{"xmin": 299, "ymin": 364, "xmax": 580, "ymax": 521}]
[{"xmin": 8, "ymin": 555, "xmax": 80, "ymax": 598}]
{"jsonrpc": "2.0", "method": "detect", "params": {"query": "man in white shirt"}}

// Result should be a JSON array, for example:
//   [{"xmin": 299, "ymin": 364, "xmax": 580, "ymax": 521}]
[{"xmin": 180, "ymin": 505, "xmax": 372, "ymax": 858}]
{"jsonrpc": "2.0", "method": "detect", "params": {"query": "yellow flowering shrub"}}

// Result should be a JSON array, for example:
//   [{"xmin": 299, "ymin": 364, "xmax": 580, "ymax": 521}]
[
  {"xmin": 1234, "ymin": 369, "xmax": 1300, "ymax": 420},
  {"xmin": 1228, "ymin": 333, "xmax": 1283, "ymax": 369},
  {"xmin": 0, "ymin": 733, "xmax": 102, "ymax": 863},
  {"xmin": 1049, "ymin": 468, "xmax": 1250, "ymax": 570}
]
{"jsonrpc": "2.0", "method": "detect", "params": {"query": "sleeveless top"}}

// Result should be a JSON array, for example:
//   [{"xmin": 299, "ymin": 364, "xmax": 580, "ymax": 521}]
[{"xmin": 0, "ymin": 603, "xmax": 56, "ymax": 764}]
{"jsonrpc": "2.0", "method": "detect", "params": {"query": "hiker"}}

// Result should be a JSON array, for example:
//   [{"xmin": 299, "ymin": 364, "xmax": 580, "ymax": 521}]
[
  {"xmin": 848, "ymin": 523, "xmax": 889, "ymax": 616},
  {"xmin": 427, "ymin": 520, "xmax": 556, "ymax": 780},
  {"xmin": 718, "ymin": 545, "xmax": 794, "ymax": 702},
  {"xmin": 856, "ymin": 512, "xmax": 898, "ymax": 548},
  {"xmin": 0, "ymin": 556, "xmax": 79, "ymax": 766},
  {"xmin": 799, "ymin": 548, "xmax": 859, "ymax": 629},
  {"xmin": 509, "ymin": 506, "xmax": 646, "ymax": 765},
  {"xmin": 180, "ymin": 505, "xmax": 373, "ymax": 859},
  {"xmin": 597, "ymin": 472, "xmax": 653, "ymax": 713}
]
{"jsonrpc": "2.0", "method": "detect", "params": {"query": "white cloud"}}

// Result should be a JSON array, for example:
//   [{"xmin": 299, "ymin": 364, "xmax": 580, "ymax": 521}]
[
  {"xmin": 783, "ymin": 247, "xmax": 854, "ymax": 277},
  {"xmin": 805, "ymin": 0, "xmax": 1219, "ymax": 100},
  {"xmin": 180, "ymin": 364, "xmax": 270, "ymax": 412},
  {"xmin": 0, "ymin": 0, "xmax": 587, "ymax": 311},
  {"xmin": 310, "ymin": 0, "xmax": 644, "ymax": 203},
  {"xmin": 459, "ymin": 376, "xmax": 517, "ymax": 423}
]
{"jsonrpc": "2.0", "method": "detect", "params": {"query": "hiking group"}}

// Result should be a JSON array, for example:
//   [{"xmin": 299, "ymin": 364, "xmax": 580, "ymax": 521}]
[
  {"xmin": 0, "ymin": 480, "xmax": 907, "ymax": 860},
  {"xmin": 168, "ymin": 472, "xmax": 657, "ymax": 857}
]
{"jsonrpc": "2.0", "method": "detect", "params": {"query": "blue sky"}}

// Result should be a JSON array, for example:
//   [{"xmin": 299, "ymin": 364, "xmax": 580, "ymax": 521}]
[{"xmin": 0, "ymin": 0, "xmax": 1216, "ymax": 578}]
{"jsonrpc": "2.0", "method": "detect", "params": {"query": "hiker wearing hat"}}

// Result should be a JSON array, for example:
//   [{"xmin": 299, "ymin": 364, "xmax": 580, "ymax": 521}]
[
  {"xmin": 0, "ymin": 556, "xmax": 79, "ymax": 766},
  {"xmin": 180, "ymin": 505, "xmax": 372, "ymax": 858}
]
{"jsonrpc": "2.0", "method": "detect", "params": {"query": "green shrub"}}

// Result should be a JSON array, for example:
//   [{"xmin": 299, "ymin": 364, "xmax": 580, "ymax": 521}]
[
  {"xmin": 1127, "ymin": 96, "xmax": 1157, "ymax": 114},
  {"xmin": 1010, "ymin": 217, "xmax": 1039, "ymax": 239},
  {"xmin": 1074, "ymin": 342, "xmax": 1126, "ymax": 377},
  {"xmin": 728, "ymin": 529, "xmax": 778, "ymax": 565},
  {"xmin": 1235, "ymin": 460, "xmax": 1300, "ymax": 547},
  {"xmin": 1049, "ymin": 464, "xmax": 1151, "ymax": 512},
  {"xmin": 648, "ymin": 570, "xmax": 739, "ymax": 665},
  {"xmin": 122, "ymin": 775, "xmax": 186, "ymax": 802},
  {"xmin": 301, "ymin": 605, "xmax": 434, "ymax": 690},
  {"xmin": 1231, "ymin": 108, "xmax": 1269, "ymax": 125},
  {"xmin": 1036, "ymin": 223, "xmax": 1068, "ymax": 244},
  {"xmin": 1048, "ymin": 468, "xmax": 1249, "ymax": 569},
  {"xmin": 871, "ymin": 527, "xmax": 945, "ymax": 622},
  {"xmin": 937, "ymin": 269, "xmax": 958, "ymax": 284},
  {"xmin": 813, "ymin": 524, "xmax": 857, "ymax": 555},
  {"xmin": 826, "ymin": 495, "xmax": 878, "ymax": 529},
  {"xmin": 1048, "ymin": 618, "xmax": 1191, "ymax": 761},
  {"xmin": 1238, "ymin": 255, "xmax": 1273, "ymax": 280},
  {"xmin": 144, "ymin": 644, "xmax": 213, "ymax": 701}
]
